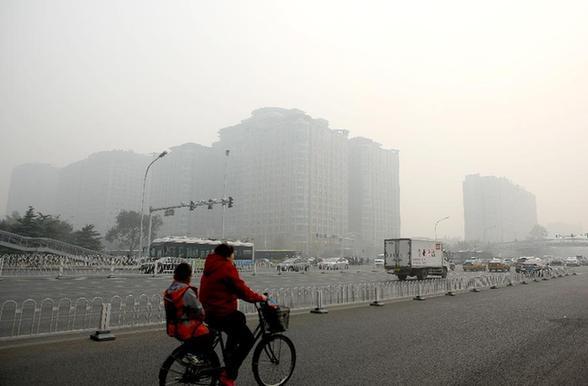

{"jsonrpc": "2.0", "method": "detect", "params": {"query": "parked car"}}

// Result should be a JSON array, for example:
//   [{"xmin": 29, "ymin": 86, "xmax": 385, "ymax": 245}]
[
  {"xmin": 515, "ymin": 257, "xmax": 532, "ymax": 273},
  {"xmin": 519, "ymin": 257, "xmax": 545, "ymax": 273},
  {"xmin": 462, "ymin": 258, "xmax": 486, "ymax": 272},
  {"xmin": 276, "ymin": 258, "xmax": 310, "ymax": 272},
  {"xmin": 488, "ymin": 258, "xmax": 510, "ymax": 272},
  {"xmin": 564, "ymin": 256, "xmax": 581, "ymax": 267},
  {"xmin": 549, "ymin": 258, "xmax": 565, "ymax": 266},
  {"xmin": 374, "ymin": 258, "xmax": 385, "ymax": 266},
  {"xmin": 503, "ymin": 258, "xmax": 514, "ymax": 266},
  {"xmin": 318, "ymin": 257, "xmax": 350, "ymax": 270}
]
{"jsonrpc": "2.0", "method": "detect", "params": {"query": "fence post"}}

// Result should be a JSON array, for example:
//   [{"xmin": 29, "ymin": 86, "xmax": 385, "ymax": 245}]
[
  {"xmin": 56, "ymin": 257, "xmax": 64, "ymax": 280},
  {"xmin": 521, "ymin": 272, "xmax": 529, "ymax": 285},
  {"xmin": 90, "ymin": 303, "xmax": 116, "ymax": 341},
  {"xmin": 490, "ymin": 275, "xmax": 498, "ymax": 289},
  {"xmin": 370, "ymin": 285, "xmax": 384, "ymax": 306},
  {"xmin": 310, "ymin": 288, "xmax": 328, "ymax": 314},
  {"xmin": 445, "ymin": 278, "xmax": 456, "ymax": 296},
  {"xmin": 414, "ymin": 281, "xmax": 426, "ymax": 301},
  {"xmin": 108, "ymin": 257, "xmax": 115, "ymax": 278},
  {"xmin": 471, "ymin": 278, "xmax": 480, "ymax": 292},
  {"xmin": 0, "ymin": 257, "xmax": 4, "ymax": 279}
]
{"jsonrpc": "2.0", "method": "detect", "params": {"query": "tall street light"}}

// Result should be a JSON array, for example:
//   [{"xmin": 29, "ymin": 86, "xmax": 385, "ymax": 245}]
[
  {"xmin": 434, "ymin": 216, "xmax": 450, "ymax": 241},
  {"xmin": 138, "ymin": 150, "xmax": 168, "ymax": 258}
]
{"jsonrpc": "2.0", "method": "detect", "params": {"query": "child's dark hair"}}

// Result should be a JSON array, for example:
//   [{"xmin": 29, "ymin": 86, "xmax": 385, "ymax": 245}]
[
  {"xmin": 174, "ymin": 262, "xmax": 192, "ymax": 281},
  {"xmin": 214, "ymin": 243, "xmax": 234, "ymax": 258}
]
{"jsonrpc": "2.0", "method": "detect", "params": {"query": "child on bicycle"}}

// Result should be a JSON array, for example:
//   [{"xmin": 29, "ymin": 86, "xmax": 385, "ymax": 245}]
[
  {"xmin": 199, "ymin": 243, "xmax": 267, "ymax": 386},
  {"xmin": 164, "ymin": 262, "xmax": 211, "ymax": 355}
]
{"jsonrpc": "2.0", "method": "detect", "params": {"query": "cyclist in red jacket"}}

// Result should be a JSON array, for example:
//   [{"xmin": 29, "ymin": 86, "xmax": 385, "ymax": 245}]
[{"xmin": 199, "ymin": 243, "xmax": 266, "ymax": 386}]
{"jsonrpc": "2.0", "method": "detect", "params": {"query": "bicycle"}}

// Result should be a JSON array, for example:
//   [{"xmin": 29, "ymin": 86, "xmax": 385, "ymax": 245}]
[{"xmin": 159, "ymin": 300, "xmax": 296, "ymax": 386}]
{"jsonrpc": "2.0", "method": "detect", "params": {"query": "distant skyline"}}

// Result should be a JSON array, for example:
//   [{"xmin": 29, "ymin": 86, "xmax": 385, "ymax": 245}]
[{"xmin": 2, "ymin": 0, "xmax": 587, "ymax": 239}]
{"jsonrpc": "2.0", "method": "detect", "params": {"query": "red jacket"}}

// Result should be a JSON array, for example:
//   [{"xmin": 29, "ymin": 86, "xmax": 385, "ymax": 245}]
[{"xmin": 199, "ymin": 253, "xmax": 264, "ymax": 320}]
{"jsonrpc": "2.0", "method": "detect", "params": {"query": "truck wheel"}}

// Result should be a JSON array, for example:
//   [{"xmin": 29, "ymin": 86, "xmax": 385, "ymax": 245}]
[
  {"xmin": 397, "ymin": 274, "xmax": 407, "ymax": 281},
  {"xmin": 441, "ymin": 268, "xmax": 448, "ymax": 278},
  {"xmin": 416, "ymin": 269, "xmax": 427, "ymax": 280}
]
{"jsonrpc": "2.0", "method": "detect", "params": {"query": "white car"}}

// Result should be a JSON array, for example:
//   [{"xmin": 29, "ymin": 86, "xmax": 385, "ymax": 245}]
[
  {"xmin": 318, "ymin": 257, "xmax": 349, "ymax": 270},
  {"xmin": 374, "ymin": 258, "xmax": 385, "ymax": 266},
  {"xmin": 564, "ymin": 257, "xmax": 580, "ymax": 267}
]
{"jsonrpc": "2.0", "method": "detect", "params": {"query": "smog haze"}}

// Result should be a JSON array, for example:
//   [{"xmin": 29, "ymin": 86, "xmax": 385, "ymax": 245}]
[{"xmin": 1, "ymin": 0, "xmax": 587, "ymax": 238}]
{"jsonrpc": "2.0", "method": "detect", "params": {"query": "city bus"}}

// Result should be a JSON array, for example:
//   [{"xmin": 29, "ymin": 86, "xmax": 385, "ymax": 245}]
[{"xmin": 147, "ymin": 236, "xmax": 254, "ymax": 271}]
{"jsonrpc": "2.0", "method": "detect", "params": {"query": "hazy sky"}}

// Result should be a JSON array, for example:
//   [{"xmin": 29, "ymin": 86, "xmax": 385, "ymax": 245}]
[{"xmin": 1, "ymin": 0, "xmax": 587, "ymax": 239}]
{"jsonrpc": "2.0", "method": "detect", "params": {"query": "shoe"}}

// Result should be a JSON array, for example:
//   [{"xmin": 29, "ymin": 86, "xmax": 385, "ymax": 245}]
[{"xmin": 219, "ymin": 369, "xmax": 236, "ymax": 386}]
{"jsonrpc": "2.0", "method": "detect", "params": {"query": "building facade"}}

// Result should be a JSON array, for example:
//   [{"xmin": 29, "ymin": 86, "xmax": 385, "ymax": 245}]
[
  {"xmin": 55, "ymin": 150, "xmax": 150, "ymax": 236},
  {"xmin": 6, "ymin": 163, "xmax": 59, "ymax": 215},
  {"xmin": 216, "ymin": 108, "xmax": 350, "ymax": 255},
  {"xmin": 6, "ymin": 108, "xmax": 402, "ymax": 257},
  {"xmin": 348, "ymin": 137, "xmax": 400, "ymax": 256},
  {"xmin": 463, "ymin": 174, "xmax": 537, "ymax": 243},
  {"xmin": 149, "ymin": 143, "xmax": 224, "ymax": 239}
]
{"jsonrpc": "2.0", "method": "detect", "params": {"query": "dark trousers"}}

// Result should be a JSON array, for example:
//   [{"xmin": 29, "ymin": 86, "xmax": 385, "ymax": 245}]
[
  {"xmin": 209, "ymin": 311, "xmax": 254, "ymax": 379},
  {"xmin": 184, "ymin": 333, "xmax": 214, "ymax": 356}
]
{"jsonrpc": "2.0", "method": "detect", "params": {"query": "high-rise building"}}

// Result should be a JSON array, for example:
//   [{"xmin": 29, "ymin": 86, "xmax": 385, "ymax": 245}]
[
  {"xmin": 463, "ymin": 174, "xmax": 537, "ymax": 243},
  {"xmin": 149, "ymin": 143, "xmax": 223, "ymax": 238},
  {"xmin": 6, "ymin": 108, "xmax": 402, "ymax": 257},
  {"xmin": 217, "ymin": 108, "xmax": 349, "ymax": 254},
  {"xmin": 348, "ymin": 137, "xmax": 400, "ymax": 256},
  {"xmin": 6, "ymin": 163, "xmax": 59, "ymax": 215},
  {"xmin": 55, "ymin": 150, "xmax": 150, "ymax": 236}
]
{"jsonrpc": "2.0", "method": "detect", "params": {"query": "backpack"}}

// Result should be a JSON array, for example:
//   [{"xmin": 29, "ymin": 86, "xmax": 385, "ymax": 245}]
[{"xmin": 164, "ymin": 286, "xmax": 190, "ymax": 338}]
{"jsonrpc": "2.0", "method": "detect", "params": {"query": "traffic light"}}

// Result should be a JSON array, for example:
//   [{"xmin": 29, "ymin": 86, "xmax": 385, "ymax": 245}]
[
  {"xmin": 207, "ymin": 199, "xmax": 214, "ymax": 209},
  {"xmin": 227, "ymin": 196, "xmax": 234, "ymax": 208}
]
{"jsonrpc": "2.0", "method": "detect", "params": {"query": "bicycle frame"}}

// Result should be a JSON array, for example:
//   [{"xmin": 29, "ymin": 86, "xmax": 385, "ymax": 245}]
[{"xmin": 209, "ymin": 302, "xmax": 273, "ymax": 365}]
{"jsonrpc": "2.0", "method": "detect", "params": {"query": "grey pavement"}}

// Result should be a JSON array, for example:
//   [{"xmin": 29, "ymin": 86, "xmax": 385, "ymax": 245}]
[
  {"xmin": 0, "ymin": 264, "xmax": 535, "ymax": 304},
  {"xmin": 0, "ymin": 270, "xmax": 586, "ymax": 385}
]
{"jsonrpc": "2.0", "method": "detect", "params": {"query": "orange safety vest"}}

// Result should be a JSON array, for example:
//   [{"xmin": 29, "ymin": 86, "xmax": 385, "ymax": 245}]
[{"xmin": 164, "ymin": 284, "xmax": 209, "ymax": 340}]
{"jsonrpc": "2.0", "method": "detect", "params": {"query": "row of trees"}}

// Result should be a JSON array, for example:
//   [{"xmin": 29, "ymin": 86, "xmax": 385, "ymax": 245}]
[
  {"xmin": 0, "ymin": 207, "xmax": 103, "ymax": 251},
  {"xmin": 0, "ymin": 207, "xmax": 162, "ymax": 254}
]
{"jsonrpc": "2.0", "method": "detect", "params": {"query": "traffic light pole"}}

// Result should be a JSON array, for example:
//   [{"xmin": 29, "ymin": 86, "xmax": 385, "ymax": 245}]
[{"xmin": 145, "ymin": 196, "xmax": 235, "ymax": 255}]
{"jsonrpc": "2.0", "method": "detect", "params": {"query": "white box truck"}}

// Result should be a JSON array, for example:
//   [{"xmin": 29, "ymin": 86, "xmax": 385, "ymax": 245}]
[{"xmin": 384, "ymin": 238, "xmax": 448, "ymax": 280}]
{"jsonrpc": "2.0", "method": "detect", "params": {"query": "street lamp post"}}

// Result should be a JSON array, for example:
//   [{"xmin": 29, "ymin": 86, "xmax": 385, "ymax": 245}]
[
  {"xmin": 434, "ymin": 216, "xmax": 450, "ymax": 241},
  {"xmin": 138, "ymin": 150, "xmax": 167, "ymax": 258}
]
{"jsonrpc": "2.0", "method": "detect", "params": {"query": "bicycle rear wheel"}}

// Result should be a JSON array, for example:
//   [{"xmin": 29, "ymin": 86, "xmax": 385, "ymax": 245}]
[
  {"xmin": 252, "ymin": 334, "xmax": 296, "ymax": 386},
  {"xmin": 159, "ymin": 346, "xmax": 220, "ymax": 386}
]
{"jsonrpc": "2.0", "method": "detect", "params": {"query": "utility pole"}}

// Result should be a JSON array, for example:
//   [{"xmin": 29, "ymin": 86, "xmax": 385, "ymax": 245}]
[{"xmin": 222, "ymin": 149, "xmax": 229, "ymax": 239}]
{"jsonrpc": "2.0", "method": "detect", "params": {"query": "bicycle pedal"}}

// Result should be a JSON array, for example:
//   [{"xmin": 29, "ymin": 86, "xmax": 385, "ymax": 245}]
[{"xmin": 183, "ymin": 353, "xmax": 204, "ymax": 366}]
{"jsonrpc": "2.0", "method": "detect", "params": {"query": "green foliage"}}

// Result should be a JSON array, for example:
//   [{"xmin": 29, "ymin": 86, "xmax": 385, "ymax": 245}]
[
  {"xmin": 0, "ymin": 206, "xmax": 103, "ymax": 251},
  {"xmin": 72, "ymin": 224, "xmax": 103, "ymax": 251},
  {"xmin": 105, "ymin": 210, "xmax": 162, "ymax": 254}
]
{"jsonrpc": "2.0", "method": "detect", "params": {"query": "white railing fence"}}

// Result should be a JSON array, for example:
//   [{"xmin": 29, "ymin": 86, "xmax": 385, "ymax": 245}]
[{"xmin": 0, "ymin": 267, "xmax": 570, "ymax": 341}]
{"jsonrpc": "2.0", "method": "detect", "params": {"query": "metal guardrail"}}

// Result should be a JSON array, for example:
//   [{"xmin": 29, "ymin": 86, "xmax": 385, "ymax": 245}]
[
  {"xmin": 0, "ymin": 254, "xmax": 277, "ymax": 278},
  {"xmin": 0, "ymin": 229, "xmax": 105, "ymax": 258},
  {"xmin": 0, "ymin": 267, "xmax": 571, "ymax": 341}
]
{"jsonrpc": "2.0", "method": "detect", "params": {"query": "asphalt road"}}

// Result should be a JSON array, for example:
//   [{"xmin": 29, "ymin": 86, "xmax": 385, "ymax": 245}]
[
  {"xmin": 1, "ymin": 271, "xmax": 586, "ymax": 385},
  {"xmin": 0, "ymin": 265, "xmax": 393, "ymax": 303},
  {"xmin": 1, "ymin": 265, "xmax": 567, "ymax": 304}
]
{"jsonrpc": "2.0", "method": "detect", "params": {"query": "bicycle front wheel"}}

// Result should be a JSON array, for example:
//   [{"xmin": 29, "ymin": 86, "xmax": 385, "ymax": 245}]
[
  {"xmin": 159, "ymin": 346, "xmax": 220, "ymax": 386},
  {"xmin": 252, "ymin": 334, "xmax": 296, "ymax": 386}
]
